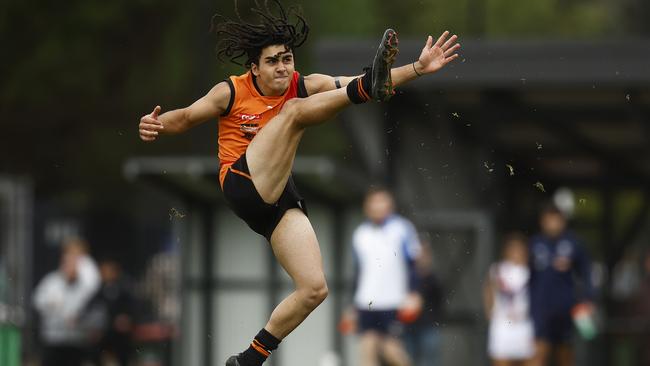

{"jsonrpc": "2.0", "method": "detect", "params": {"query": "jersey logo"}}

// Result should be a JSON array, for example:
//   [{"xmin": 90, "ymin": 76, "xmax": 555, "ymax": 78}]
[
  {"xmin": 239, "ymin": 113, "xmax": 261, "ymax": 121},
  {"xmin": 238, "ymin": 114, "xmax": 261, "ymax": 140},
  {"xmin": 240, "ymin": 123, "xmax": 259, "ymax": 140}
]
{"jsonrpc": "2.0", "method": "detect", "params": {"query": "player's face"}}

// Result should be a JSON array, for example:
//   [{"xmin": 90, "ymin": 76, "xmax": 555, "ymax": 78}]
[
  {"xmin": 504, "ymin": 240, "xmax": 528, "ymax": 265},
  {"xmin": 364, "ymin": 191, "xmax": 395, "ymax": 224},
  {"xmin": 60, "ymin": 252, "xmax": 79, "ymax": 281},
  {"xmin": 100, "ymin": 261, "xmax": 120, "ymax": 282},
  {"xmin": 540, "ymin": 212, "xmax": 567, "ymax": 238},
  {"xmin": 251, "ymin": 45, "xmax": 295, "ymax": 96}
]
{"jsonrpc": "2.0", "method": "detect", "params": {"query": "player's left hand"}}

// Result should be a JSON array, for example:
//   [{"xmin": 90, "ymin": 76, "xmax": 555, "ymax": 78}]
[
  {"xmin": 398, "ymin": 292, "xmax": 423, "ymax": 323},
  {"xmin": 415, "ymin": 31, "xmax": 461, "ymax": 75}
]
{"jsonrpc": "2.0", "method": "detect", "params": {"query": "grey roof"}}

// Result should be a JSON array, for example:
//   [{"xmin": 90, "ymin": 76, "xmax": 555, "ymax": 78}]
[{"xmin": 313, "ymin": 39, "xmax": 650, "ymax": 88}]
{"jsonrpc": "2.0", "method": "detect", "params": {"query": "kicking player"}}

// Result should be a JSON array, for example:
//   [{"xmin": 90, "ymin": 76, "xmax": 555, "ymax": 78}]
[{"xmin": 138, "ymin": 1, "xmax": 460, "ymax": 365}]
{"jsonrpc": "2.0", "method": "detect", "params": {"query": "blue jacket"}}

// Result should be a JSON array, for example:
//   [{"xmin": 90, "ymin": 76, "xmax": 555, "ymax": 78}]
[{"xmin": 529, "ymin": 231, "xmax": 594, "ymax": 315}]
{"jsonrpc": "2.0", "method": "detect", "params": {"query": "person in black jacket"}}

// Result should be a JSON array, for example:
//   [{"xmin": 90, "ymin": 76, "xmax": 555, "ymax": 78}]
[
  {"xmin": 88, "ymin": 259, "xmax": 135, "ymax": 366},
  {"xmin": 402, "ymin": 238, "xmax": 443, "ymax": 366}
]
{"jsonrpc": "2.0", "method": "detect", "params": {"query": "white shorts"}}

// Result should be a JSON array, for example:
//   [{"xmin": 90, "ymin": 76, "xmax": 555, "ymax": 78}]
[{"xmin": 488, "ymin": 319, "xmax": 535, "ymax": 360}]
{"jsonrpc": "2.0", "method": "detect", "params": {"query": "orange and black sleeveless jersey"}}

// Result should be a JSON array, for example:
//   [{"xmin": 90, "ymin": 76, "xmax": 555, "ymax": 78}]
[{"xmin": 218, "ymin": 71, "xmax": 307, "ymax": 187}]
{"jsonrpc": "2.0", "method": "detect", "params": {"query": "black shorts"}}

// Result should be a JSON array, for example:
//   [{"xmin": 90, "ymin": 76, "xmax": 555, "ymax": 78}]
[
  {"xmin": 357, "ymin": 309, "xmax": 403, "ymax": 336},
  {"xmin": 533, "ymin": 308, "xmax": 574, "ymax": 344},
  {"xmin": 222, "ymin": 154, "xmax": 307, "ymax": 241}
]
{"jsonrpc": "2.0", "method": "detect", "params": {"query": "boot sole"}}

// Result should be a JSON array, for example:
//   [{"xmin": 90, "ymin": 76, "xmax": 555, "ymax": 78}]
[{"xmin": 372, "ymin": 28, "xmax": 399, "ymax": 102}]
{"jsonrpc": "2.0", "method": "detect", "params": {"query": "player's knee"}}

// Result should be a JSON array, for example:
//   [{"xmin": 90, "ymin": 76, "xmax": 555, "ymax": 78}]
[
  {"xmin": 300, "ymin": 278, "xmax": 328, "ymax": 309},
  {"xmin": 279, "ymin": 98, "xmax": 303, "ymax": 125}
]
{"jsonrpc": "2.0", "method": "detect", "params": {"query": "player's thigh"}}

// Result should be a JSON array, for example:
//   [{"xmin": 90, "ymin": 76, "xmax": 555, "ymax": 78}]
[
  {"xmin": 359, "ymin": 332, "xmax": 381, "ymax": 364},
  {"xmin": 270, "ymin": 208, "xmax": 325, "ymax": 288},
  {"xmin": 247, "ymin": 103, "xmax": 305, "ymax": 204},
  {"xmin": 382, "ymin": 337, "xmax": 410, "ymax": 366}
]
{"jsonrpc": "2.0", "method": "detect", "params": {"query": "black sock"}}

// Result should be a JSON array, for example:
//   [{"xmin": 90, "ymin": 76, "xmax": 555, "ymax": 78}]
[
  {"xmin": 346, "ymin": 69, "xmax": 372, "ymax": 104},
  {"xmin": 237, "ymin": 328, "xmax": 281, "ymax": 366}
]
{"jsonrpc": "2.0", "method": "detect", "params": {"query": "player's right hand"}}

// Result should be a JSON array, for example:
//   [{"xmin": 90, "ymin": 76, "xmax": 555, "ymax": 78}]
[{"xmin": 139, "ymin": 105, "xmax": 164, "ymax": 142}]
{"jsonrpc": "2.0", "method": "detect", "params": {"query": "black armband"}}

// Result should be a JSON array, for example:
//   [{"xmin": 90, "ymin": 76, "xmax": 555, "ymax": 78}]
[{"xmin": 334, "ymin": 77, "xmax": 342, "ymax": 89}]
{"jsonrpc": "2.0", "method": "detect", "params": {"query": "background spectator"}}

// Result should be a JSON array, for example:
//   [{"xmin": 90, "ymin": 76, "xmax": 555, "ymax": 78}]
[
  {"xmin": 32, "ymin": 237, "xmax": 100, "ymax": 366},
  {"xmin": 402, "ymin": 237, "xmax": 443, "ymax": 366},
  {"xmin": 346, "ymin": 187, "xmax": 421, "ymax": 366},
  {"xmin": 633, "ymin": 250, "xmax": 650, "ymax": 366},
  {"xmin": 87, "ymin": 259, "xmax": 136, "ymax": 366},
  {"xmin": 529, "ymin": 204, "xmax": 595, "ymax": 366},
  {"xmin": 483, "ymin": 232, "xmax": 534, "ymax": 366}
]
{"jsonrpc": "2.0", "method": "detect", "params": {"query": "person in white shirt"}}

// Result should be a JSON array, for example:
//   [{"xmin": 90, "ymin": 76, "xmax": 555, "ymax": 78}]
[
  {"xmin": 346, "ymin": 187, "xmax": 422, "ymax": 366},
  {"xmin": 33, "ymin": 237, "xmax": 101, "ymax": 366},
  {"xmin": 483, "ymin": 232, "xmax": 534, "ymax": 366}
]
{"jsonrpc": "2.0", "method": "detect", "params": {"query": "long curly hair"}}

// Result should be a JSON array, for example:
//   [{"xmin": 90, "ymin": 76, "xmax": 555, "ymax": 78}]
[{"xmin": 212, "ymin": 0, "xmax": 309, "ymax": 68}]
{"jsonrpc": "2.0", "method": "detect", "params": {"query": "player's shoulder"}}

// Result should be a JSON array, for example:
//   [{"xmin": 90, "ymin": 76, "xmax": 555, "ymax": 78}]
[
  {"xmin": 529, "ymin": 234, "xmax": 546, "ymax": 245},
  {"xmin": 206, "ymin": 80, "xmax": 235, "ymax": 117},
  {"xmin": 222, "ymin": 72, "xmax": 252, "ymax": 94},
  {"xmin": 302, "ymin": 72, "xmax": 332, "ymax": 96},
  {"xmin": 387, "ymin": 214, "xmax": 415, "ymax": 231},
  {"xmin": 216, "ymin": 72, "xmax": 255, "ymax": 116},
  {"xmin": 352, "ymin": 222, "xmax": 370, "ymax": 246},
  {"xmin": 559, "ymin": 231, "xmax": 582, "ymax": 248},
  {"xmin": 208, "ymin": 79, "xmax": 234, "ymax": 97},
  {"xmin": 562, "ymin": 230, "xmax": 579, "ymax": 241},
  {"xmin": 302, "ymin": 72, "xmax": 324, "ymax": 83},
  {"xmin": 354, "ymin": 221, "xmax": 372, "ymax": 234},
  {"xmin": 41, "ymin": 271, "xmax": 64, "ymax": 286}
]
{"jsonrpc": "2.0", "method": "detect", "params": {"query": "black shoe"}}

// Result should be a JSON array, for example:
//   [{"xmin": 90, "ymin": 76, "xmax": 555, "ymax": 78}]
[
  {"xmin": 371, "ymin": 28, "xmax": 399, "ymax": 102},
  {"xmin": 225, "ymin": 355, "xmax": 241, "ymax": 366}
]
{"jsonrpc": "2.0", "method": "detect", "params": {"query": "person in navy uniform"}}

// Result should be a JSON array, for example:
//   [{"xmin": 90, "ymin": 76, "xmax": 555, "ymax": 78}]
[{"xmin": 529, "ymin": 204, "xmax": 595, "ymax": 366}]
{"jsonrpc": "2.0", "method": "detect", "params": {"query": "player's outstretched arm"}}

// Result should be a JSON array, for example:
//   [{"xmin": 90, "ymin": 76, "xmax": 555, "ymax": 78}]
[
  {"xmin": 392, "ymin": 30, "xmax": 460, "ymax": 87},
  {"xmin": 303, "ymin": 31, "xmax": 460, "ymax": 95},
  {"xmin": 302, "ymin": 74, "xmax": 358, "ymax": 96},
  {"xmin": 138, "ymin": 81, "xmax": 231, "ymax": 142}
]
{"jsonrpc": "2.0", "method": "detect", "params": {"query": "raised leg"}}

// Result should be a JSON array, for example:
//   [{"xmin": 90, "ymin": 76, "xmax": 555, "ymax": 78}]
[
  {"xmin": 246, "ymin": 85, "xmax": 352, "ymax": 204},
  {"xmin": 263, "ymin": 208, "xmax": 329, "ymax": 339},
  {"xmin": 246, "ymin": 27, "xmax": 400, "ymax": 204}
]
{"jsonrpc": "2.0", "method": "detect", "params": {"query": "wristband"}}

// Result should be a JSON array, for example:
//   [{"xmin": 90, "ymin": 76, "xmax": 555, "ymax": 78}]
[{"xmin": 412, "ymin": 62, "xmax": 423, "ymax": 77}]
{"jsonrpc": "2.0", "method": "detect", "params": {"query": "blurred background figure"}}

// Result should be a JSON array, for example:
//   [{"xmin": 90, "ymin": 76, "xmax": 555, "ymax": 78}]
[
  {"xmin": 483, "ymin": 232, "xmax": 534, "ymax": 366},
  {"xmin": 529, "ymin": 204, "xmax": 595, "ymax": 366},
  {"xmin": 87, "ymin": 259, "xmax": 135, "ymax": 366},
  {"xmin": 401, "ymin": 237, "xmax": 443, "ymax": 366},
  {"xmin": 345, "ymin": 187, "xmax": 422, "ymax": 366},
  {"xmin": 633, "ymin": 250, "xmax": 650, "ymax": 366},
  {"xmin": 139, "ymin": 248, "xmax": 180, "ymax": 329},
  {"xmin": 130, "ymin": 248, "xmax": 180, "ymax": 366},
  {"xmin": 32, "ymin": 237, "xmax": 100, "ymax": 366},
  {"xmin": 610, "ymin": 247, "xmax": 643, "ymax": 305}
]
